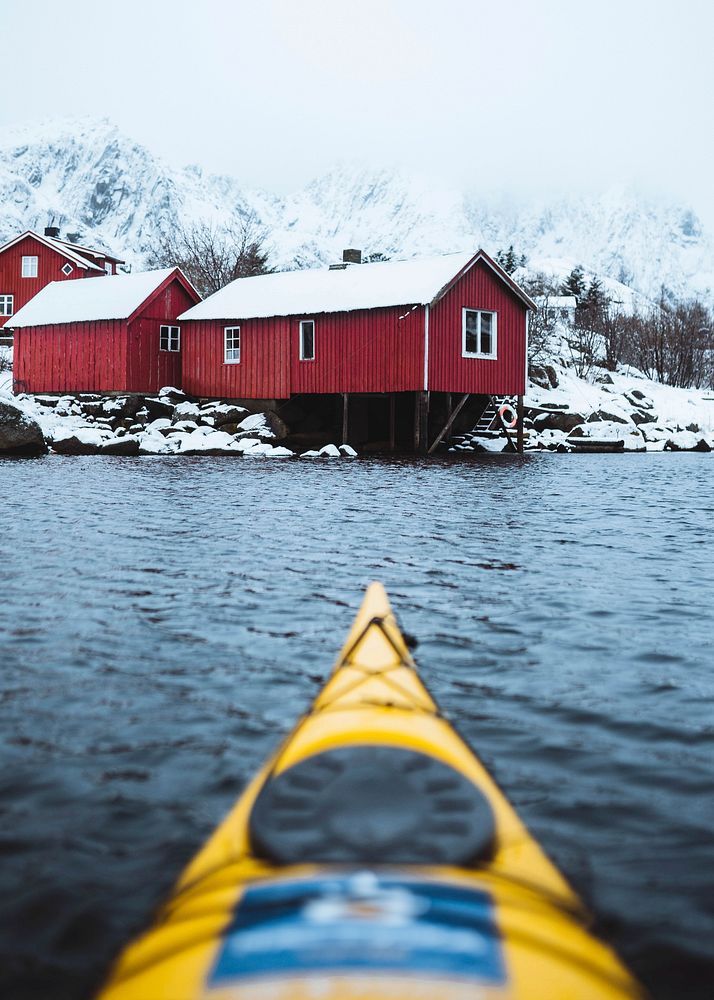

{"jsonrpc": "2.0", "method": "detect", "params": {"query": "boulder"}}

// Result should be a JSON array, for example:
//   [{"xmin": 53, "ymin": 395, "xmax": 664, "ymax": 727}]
[
  {"xmin": 594, "ymin": 371, "xmax": 615, "ymax": 384},
  {"xmin": 543, "ymin": 364, "xmax": 559, "ymax": 388},
  {"xmin": 102, "ymin": 395, "xmax": 143, "ymax": 419},
  {"xmin": 51, "ymin": 427, "xmax": 111, "ymax": 455},
  {"xmin": 0, "ymin": 399, "xmax": 48, "ymax": 455},
  {"xmin": 630, "ymin": 409, "xmax": 657, "ymax": 426},
  {"xmin": 173, "ymin": 401, "xmax": 202, "ymax": 422},
  {"xmin": 236, "ymin": 413, "xmax": 275, "ymax": 439},
  {"xmin": 159, "ymin": 386, "xmax": 187, "ymax": 403},
  {"xmin": 54, "ymin": 396, "xmax": 82, "ymax": 417},
  {"xmin": 235, "ymin": 437, "xmax": 263, "ymax": 453},
  {"xmin": 80, "ymin": 400, "xmax": 105, "ymax": 416},
  {"xmin": 685, "ymin": 422, "xmax": 700, "ymax": 433},
  {"xmin": 625, "ymin": 390, "xmax": 654, "ymax": 409},
  {"xmin": 587, "ymin": 408, "xmax": 632, "ymax": 425},
  {"xmin": 33, "ymin": 395, "xmax": 59, "ymax": 408},
  {"xmin": 179, "ymin": 430, "xmax": 239, "ymax": 455},
  {"xmin": 339, "ymin": 444, "xmax": 358, "ymax": 457},
  {"xmin": 665, "ymin": 432, "xmax": 711, "ymax": 452},
  {"xmin": 529, "ymin": 366, "xmax": 551, "ymax": 389},
  {"xmin": 145, "ymin": 397, "xmax": 175, "ymax": 420},
  {"xmin": 318, "ymin": 443, "xmax": 341, "ymax": 457},
  {"xmin": 268, "ymin": 411, "xmax": 291, "ymax": 439},
  {"xmin": 100, "ymin": 435, "xmax": 141, "ymax": 456},
  {"xmin": 213, "ymin": 404, "xmax": 250, "ymax": 426},
  {"xmin": 533, "ymin": 410, "xmax": 586, "ymax": 433}
]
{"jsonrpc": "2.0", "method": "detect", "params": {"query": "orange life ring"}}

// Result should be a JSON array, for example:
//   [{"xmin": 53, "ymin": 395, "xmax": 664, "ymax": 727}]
[{"xmin": 498, "ymin": 403, "xmax": 518, "ymax": 429}]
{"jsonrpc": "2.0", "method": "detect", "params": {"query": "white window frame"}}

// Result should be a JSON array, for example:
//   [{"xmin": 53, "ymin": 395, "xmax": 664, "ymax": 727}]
[
  {"xmin": 159, "ymin": 324, "xmax": 181, "ymax": 353},
  {"xmin": 299, "ymin": 319, "xmax": 315, "ymax": 361},
  {"xmin": 224, "ymin": 326, "xmax": 241, "ymax": 363},
  {"xmin": 462, "ymin": 308, "xmax": 498, "ymax": 359},
  {"xmin": 22, "ymin": 255, "xmax": 38, "ymax": 278},
  {"xmin": 61, "ymin": 262, "xmax": 73, "ymax": 276},
  {"xmin": 0, "ymin": 294, "xmax": 13, "ymax": 316}
]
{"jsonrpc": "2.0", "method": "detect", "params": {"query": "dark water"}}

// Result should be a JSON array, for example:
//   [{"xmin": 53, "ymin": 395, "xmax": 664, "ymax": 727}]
[{"xmin": 0, "ymin": 453, "xmax": 712, "ymax": 1000}]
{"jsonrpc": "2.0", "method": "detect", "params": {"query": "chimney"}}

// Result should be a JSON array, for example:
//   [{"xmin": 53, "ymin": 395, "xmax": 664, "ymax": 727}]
[
  {"xmin": 342, "ymin": 248, "xmax": 362, "ymax": 265},
  {"xmin": 44, "ymin": 225, "xmax": 61, "ymax": 239}
]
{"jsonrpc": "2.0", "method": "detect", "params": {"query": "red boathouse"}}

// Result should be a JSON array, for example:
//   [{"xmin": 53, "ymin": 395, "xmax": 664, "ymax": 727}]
[
  {"xmin": 9, "ymin": 267, "xmax": 199, "ymax": 394},
  {"xmin": 0, "ymin": 228, "xmax": 125, "ymax": 337},
  {"xmin": 179, "ymin": 249, "xmax": 534, "ymax": 451}
]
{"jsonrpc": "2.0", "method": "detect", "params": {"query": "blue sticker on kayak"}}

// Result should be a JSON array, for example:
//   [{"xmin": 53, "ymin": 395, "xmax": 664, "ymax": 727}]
[{"xmin": 209, "ymin": 872, "xmax": 505, "ymax": 985}]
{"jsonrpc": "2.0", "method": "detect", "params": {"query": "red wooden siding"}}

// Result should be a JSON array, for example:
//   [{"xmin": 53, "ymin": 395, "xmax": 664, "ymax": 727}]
[
  {"xmin": 428, "ymin": 259, "xmax": 527, "ymax": 395},
  {"xmin": 126, "ymin": 280, "xmax": 197, "ymax": 393},
  {"xmin": 182, "ymin": 318, "xmax": 291, "ymax": 399},
  {"xmin": 182, "ymin": 305, "xmax": 424, "ymax": 399},
  {"xmin": 0, "ymin": 234, "xmax": 100, "ymax": 328},
  {"xmin": 14, "ymin": 320, "xmax": 128, "ymax": 394},
  {"xmin": 181, "ymin": 256, "xmax": 526, "ymax": 400},
  {"xmin": 13, "ymin": 274, "xmax": 198, "ymax": 395},
  {"xmin": 290, "ymin": 305, "xmax": 424, "ymax": 394}
]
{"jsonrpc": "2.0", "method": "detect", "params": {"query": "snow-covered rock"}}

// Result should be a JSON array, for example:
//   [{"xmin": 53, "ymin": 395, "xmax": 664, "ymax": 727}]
[
  {"xmin": 173, "ymin": 401, "xmax": 201, "ymax": 422},
  {"xmin": 664, "ymin": 431, "xmax": 711, "ymax": 452},
  {"xmin": 51, "ymin": 425, "xmax": 114, "ymax": 454},
  {"xmin": 179, "ymin": 430, "xmax": 239, "ymax": 454},
  {"xmin": 339, "ymin": 444, "xmax": 358, "ymax": 457},
  {"xmin": 0, "ymin": 397, "xmax": 47, "ymax": 455},
  {"xmin": 318, "ymin": 444, "xmax": 341, "ymax": 457}
]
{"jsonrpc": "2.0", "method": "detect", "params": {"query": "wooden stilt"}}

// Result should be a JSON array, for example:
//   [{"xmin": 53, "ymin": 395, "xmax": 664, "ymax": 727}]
[
  {"xmin": 428, "ymin": 393, "xmax": 469, "ymax": 454},
  {"xmin": 413, "ymin": 392, "xmax": 421, "ymax": 452},
  {"xmin": 418, "ymin": 391, "xmax": 429, "ymax": 455},
  {"xmin": 342, "ymin": 393, "xmax": 349, "ymax": 445},
  {"xmin": 389, "ymin": 395, "xmax": 396, "ymax": 451},
  {"xmin": 517, "ymin": 395, "xmax": 524, "ymax": 454}
]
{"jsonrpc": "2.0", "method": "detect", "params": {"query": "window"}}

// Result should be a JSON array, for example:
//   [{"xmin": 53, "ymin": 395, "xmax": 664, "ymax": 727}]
[
  {"xmin": 224, "ymin": 326, "xmax": 240, "ymax": 363},
  {"xmin": 105, "ymin": 262, "xmax": 113, "ymax": 275},
  {"xmin": 159, "ymin": 324, "xmax": 180, "ymax": 352},
  {"xmin": 0, "ymin": 295, "xmax": 13, "ymax": 316},
  {"xmin": 462, "ymin": 309, "xmax": 497, "ymax": 359},
  {"xmin": 299, "ymin": 319, "xmax": 315, "ymax": 361},
  {"xmin": 22, "ymin": 255, "xmax": 38, "ymax": 278},
  {"xmin": 61, "ymin": 262, "xmax": 73, "ymax": 276}
]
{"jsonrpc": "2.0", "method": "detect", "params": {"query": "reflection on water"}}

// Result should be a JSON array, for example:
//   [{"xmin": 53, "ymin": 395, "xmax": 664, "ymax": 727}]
[{"xmin": 0, "ymin": 452, "xmax": 712, "ymax": 999}]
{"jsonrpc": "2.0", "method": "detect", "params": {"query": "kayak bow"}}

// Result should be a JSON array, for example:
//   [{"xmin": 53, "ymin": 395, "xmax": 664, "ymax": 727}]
[{"xmin": 98, "ymin": 582, "xmax": 644, "ymax": 1000}]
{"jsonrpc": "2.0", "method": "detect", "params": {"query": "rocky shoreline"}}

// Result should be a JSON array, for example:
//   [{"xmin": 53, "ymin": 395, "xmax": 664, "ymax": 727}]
[
  {"xmin": 450, "ymin": 361, "xmax": 714, "ymax": 454},
  {"xmin": 0, "ymin": 387, "xmax": 357, "ymax": 458},
  {"xmin": 1, "ymin": 359, "xmax": 712, "ymax": 458}
]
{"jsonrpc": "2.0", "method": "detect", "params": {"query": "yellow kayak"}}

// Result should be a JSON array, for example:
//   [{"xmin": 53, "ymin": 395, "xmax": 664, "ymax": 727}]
[{"xmin": 98, "ymin": 583, "xmax": 645, "ymax": 1000}]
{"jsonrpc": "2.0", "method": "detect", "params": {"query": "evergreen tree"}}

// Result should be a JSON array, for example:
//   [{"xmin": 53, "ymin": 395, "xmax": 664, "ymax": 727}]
[
  {"xmin": 561, "ymin": 265, "xmax": 586, "ymax": 300},
  {"xmin": 495, "ymin": 245, "xmax": 522, "ymax": 275},
  {"xmin": 583, "ymin": 276, "xmax": 605, "ymax": 309}
]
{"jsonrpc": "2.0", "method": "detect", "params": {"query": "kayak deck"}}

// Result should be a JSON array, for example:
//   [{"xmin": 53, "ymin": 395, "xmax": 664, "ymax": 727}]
[{"xmin": 97, "ymin": 583, "xmax": 645, "ymax": 1000}]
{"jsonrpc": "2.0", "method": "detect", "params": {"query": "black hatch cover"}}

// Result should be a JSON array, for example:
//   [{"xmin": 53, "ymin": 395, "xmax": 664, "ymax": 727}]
[{"xmin": 249, "ymin": 745, "xmax": 495, "ymax": 866}]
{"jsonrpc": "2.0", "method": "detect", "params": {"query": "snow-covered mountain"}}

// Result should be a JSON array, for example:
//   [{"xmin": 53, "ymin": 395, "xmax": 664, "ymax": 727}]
[{"xmin": 1, "ymin": 117, "xmax": 713, "ymax": 306}]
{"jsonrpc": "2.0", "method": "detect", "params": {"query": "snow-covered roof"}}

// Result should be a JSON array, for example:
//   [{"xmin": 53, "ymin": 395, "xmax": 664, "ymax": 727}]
[
  {"xmin": 180, "ymin": 249, "xmax": 535, "ymax": 322},
  {"xmin": 0, "ymin": 230, "xmax": 106, "ymax": 272},
  {"xmin": 54, "ymin": 238, "xmax": 125, "ymax": 264},
  {"xmin": 7, "ymin": 268, "xmax": 181, "ymax": 327}
]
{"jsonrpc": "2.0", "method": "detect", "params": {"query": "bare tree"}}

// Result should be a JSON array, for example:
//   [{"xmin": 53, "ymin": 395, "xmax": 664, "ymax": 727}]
[
  {"xmin": 147, "ymin": 212, "xmax": 273, "ymax": 297},
  {"xmin": 519, "ymin": 271, "xmax": 561, "ymax": 367}
]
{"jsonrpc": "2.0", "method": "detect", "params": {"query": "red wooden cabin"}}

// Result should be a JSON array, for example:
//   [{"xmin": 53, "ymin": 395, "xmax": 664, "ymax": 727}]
[
  {"xmin": 0, "ymin": 227, "xmax": 124, "ymax": 334},
  {"xmin": 9, "ymin": 267, "xmax": 199, "ymax": 394},
  {"xmin": 179, "ymin": 249, "xmax": 534, "ymax": 450}
]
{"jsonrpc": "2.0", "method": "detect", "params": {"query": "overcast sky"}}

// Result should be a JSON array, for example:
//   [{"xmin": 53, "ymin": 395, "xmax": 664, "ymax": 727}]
[{"xmin": 3, "ymin": 0, "xmax": 713, "ymax": 220}]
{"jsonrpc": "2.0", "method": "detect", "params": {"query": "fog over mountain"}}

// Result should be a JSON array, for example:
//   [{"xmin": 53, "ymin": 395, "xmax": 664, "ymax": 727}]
[{"xmin": 2, "ymin": 117, "xmax": 713, "ymax": 307}]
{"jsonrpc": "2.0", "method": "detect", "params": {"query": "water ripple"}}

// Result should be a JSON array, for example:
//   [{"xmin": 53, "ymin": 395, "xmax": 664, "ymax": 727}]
[{"xmin": 0, "ymin": 452, "xmax": 712, "ymax": 999}]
